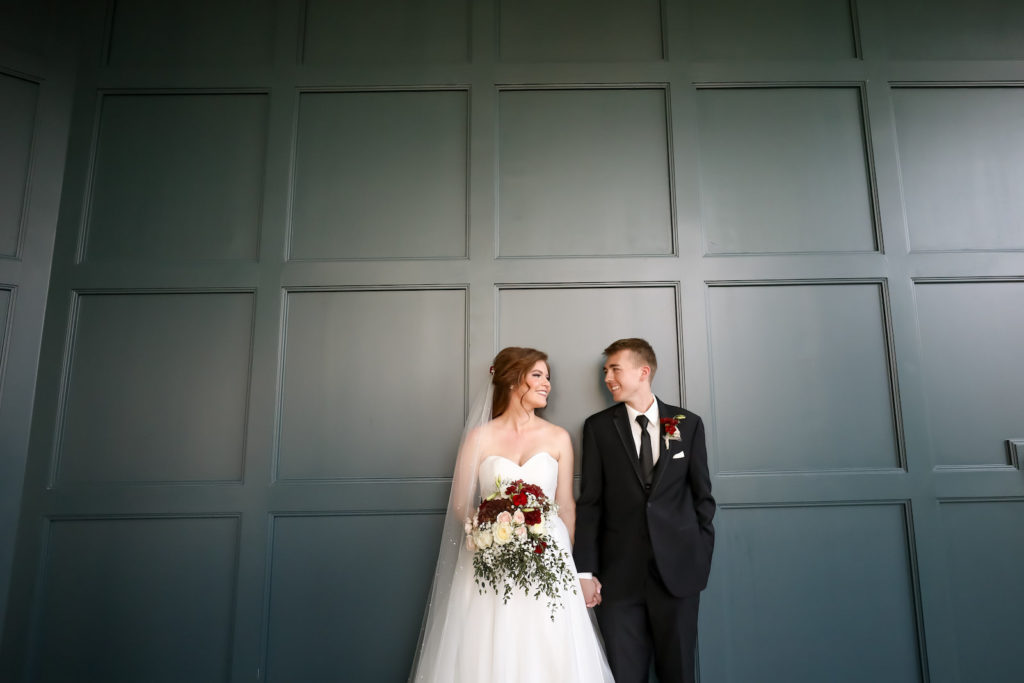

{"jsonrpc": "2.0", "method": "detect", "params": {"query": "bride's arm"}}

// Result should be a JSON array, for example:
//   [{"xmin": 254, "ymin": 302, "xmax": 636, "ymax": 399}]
[{"xmin": 553, "ymin": 428, "xmax": 577, "ymax": 545}]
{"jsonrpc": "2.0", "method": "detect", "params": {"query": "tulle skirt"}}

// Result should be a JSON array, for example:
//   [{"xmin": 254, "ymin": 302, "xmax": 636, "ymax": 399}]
[{"xmin": 411, "ymin": 518, "xmax": 614, "ymax": 683}]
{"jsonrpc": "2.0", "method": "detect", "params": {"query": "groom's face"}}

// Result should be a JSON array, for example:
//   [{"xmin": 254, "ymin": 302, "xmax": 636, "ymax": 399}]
[{"xmin": 603, "ymin": 350, "xmax": 649, "ymax": 404}]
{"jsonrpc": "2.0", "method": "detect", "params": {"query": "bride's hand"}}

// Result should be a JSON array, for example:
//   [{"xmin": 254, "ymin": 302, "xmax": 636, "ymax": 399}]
[{"xmin": 580, "ymin": 577, "xmax": 602, "ymax": 607}]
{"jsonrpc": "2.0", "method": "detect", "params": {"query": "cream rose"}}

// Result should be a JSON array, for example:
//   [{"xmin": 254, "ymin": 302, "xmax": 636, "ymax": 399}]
[
  {"xmin": 496, "ymin": 511, "xmax": 512, "ymax": 525},
  {"xmin": 512, "ymin": 509, "xmax": 525, "ymax": 524},
  {"xmin": 474, "ymin": 529, "xmax": 492, "ymax": 549},
  {"xmin": 493, "ymin": 522, "xmax": 514, "ymax": 545},
  {"xmin": 514, "ymin": 525, "xmax": 528, "ymax": 541},
  {"xmin": 528, "ymin": 523, "xmax": 544, "ymax": 536}
]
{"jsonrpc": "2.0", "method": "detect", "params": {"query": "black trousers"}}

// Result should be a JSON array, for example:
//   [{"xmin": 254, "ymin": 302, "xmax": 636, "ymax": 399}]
[{"xmin": 596, "ymin": 554, "xmax": 700, "ymax": 683}]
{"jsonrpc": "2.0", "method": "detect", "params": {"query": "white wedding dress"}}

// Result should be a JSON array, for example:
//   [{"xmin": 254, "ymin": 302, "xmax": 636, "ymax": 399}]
[{"xmin": 411, "ymin": 452, "xmax": 614, "ymax": 682}]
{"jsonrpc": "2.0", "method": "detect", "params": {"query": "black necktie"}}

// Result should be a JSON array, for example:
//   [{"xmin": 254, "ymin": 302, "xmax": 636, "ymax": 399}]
[{"xmin": 636, "ymin": 414, "xmax": 654, "ymax": 486}]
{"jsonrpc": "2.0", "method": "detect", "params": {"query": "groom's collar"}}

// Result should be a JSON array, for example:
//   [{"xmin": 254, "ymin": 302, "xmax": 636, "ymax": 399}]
[{"xmin": 624, "ymin": 398, "xmax": 659, "ymax": 426}]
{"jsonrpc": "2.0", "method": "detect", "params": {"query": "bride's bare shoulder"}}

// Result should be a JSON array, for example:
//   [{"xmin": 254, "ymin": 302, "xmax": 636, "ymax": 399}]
[
  {"xmin": 535, "ymin": 417, "xmax": 569, "ymax": 439},
  {"xmin": 534, "ymin": 419, "xmax": 572, "ymax": 458}
]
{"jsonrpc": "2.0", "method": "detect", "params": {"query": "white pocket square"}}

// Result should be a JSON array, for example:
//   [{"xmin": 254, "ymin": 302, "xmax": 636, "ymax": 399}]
[{"xmin": 672, "ymin": 451, "xmax": 686, "ymax": 459}]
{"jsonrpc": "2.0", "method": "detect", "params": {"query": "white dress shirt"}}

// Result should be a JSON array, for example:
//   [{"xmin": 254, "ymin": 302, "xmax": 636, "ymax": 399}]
[{"xmin": 625, "ymin": 397, "xmax": 661, "ymax": 467}]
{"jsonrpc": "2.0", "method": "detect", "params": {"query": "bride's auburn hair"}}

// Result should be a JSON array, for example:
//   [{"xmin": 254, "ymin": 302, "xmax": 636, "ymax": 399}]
[{"xmin": 491, "ymin": 347, "xmax": 549, "ymax": 418}]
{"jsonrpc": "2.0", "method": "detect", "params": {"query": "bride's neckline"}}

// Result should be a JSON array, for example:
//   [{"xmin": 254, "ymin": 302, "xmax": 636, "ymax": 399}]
[{"xmin": 482, "ymin": 452, "xmax": 553, "ymax": 468}]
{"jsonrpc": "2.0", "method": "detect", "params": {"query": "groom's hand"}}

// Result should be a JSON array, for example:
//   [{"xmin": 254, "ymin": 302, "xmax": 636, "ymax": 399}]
[{"xmin": 580, "ymin": 577, "xmax": 602, "ymax": 607}]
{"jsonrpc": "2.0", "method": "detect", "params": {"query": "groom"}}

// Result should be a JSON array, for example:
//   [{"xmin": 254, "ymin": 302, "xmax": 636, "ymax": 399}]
[{"xmin": 575, "ymin": 338, "xmax": 715, "ymax": 683}]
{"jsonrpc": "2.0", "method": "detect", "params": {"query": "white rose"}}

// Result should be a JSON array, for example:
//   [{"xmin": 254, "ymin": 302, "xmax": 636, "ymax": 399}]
[
  {"xmin": 528, "ymin": 523, "xmax": 544, "ymax": 536},
  {"xmin": 474, "ymin": 529, "xmax": 492, "ymax": 549},
  {"xmin": 493, "ymin": 522, "xmax": 513, "ymax": 545},
  {"xmin": 512, "ymin": 509, "xmax": 525, "ymax": 524}
]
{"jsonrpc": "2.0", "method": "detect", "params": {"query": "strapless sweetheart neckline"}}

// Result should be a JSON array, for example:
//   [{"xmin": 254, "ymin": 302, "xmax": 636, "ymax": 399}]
[{"xmin": 482, "ymin": 452, "xmax": 554, "ymax": 468}]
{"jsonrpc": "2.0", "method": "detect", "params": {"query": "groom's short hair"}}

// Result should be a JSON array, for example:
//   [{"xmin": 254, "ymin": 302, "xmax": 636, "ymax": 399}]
[{"xmin": 603, "ymin": 338, "xmax": 657, "ymax": 380}]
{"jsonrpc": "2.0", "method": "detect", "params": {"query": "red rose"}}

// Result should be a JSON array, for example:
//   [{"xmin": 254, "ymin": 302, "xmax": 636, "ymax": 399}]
[
  {"xmin": 521, "ymin": 483, "xmax": 545, "ymax": 499},
  {"xmin": 504, "ymin": 479, "xmax": 527, "ymax": 496},
  {"xmin": 666, "ymin": 425, "xmax": 676, "ymax": 435},
  {"xmin": 534, "ymin": 544, "xmax": 545, "ymax": 554},
  {"xmin": 523, "ymin": 509, "xmax": 541, "ymax": 525},
  {"xmin": 511, "ymin": 493, "xmax": 528, "ymax": 507}
]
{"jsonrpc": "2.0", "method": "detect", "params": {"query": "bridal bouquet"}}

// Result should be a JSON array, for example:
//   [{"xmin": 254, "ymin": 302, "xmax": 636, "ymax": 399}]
[{"xmin": 464, "ymin": 478, "xmax": 576, "ymax": 619}]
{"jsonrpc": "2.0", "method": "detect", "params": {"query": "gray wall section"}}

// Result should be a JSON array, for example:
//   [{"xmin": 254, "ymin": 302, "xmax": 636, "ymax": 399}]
[
  {"xmin": 704, "ymin": 504, "xmax": 922, "ymax": 682},
  {"xmin": 3, "ymin": 1, "xmax": 1024, "ymax": 682},
  {"xmin": 83, "ymin": 93, "xmax": 268, "ymax": 261},
  {"xmin": 0, "ymin": 0, "xmax": 75, "ymax": 647}
]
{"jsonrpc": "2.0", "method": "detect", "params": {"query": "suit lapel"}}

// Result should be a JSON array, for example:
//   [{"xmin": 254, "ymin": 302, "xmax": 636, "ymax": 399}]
[
  {"xmin": 649, "ymin": 399, "xmax": 684, "ymax": 494},
  {"xmin": 610, "ymin": 403, "xmax": 645, "ymax": 487}
]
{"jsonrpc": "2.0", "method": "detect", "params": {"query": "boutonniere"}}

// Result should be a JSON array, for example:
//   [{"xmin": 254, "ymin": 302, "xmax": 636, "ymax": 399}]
[{"xmin": 660, "ymin": 414, "xmax": 686, "ymax": 449}]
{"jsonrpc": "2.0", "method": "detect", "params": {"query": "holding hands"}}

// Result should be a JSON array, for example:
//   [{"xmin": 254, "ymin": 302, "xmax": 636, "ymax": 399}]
[{"xmin": 580, "ymin": 576, "xmax": 602, "ymax": 608}]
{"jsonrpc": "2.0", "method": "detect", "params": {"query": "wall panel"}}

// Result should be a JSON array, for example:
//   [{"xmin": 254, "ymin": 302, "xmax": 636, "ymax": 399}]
[
  {"xmin": 497, "ymin": 0, "xmax": 663, "ymax": 62},
  {"xmin": 696, "ymin": 87, "xmax": 876, "ymax": 255},
  {"xmin": 707, "ymin": 282, "xmax": 899, "ymax": 472},
  {"xmin": 915, "ymin": 281, "xmax": 1024, "ymax": 468},
  {"xmin": 498, "ymin": 88, "xmax": 672, "ymax": 257},
  {"xmin": 107, "ymin": 0, "xmax": 276, "ymax": 66},
  {"xmin": 939, "ymin": 500, "xmax": 1024, "ymax": 683},
  {"xmin": 302, "ymin": 0, "xmax": 469, "ymax": 64},
  {"xmin": 871, "ymin": 0, "xmax": 1024, "ymax": 60},
  {"xmin": 702, "ymin": 504, "xmax": 923, "ymax": 683},
  {"xmin": 83, "ymin": 93, "xmax": 268, "ymax": 262},
  {"xmin": 290, "ymin": 90, "xmax": 468, "ymax": 260},
  {"xmin": 893, "ymin": 87, "xmax": 1024, "ymax": 252},
  {"xmin": 31, "ymin": 516, "xmax": 238, "ymax": 683},
  {"xmin": 264, "ymin": 513, "xmax": 443, "ymax": 683},
  {"xmin": 56, "ymin": 292, "xmax": 254, "ymax": 484},
  {"xmin": 0, "ymin": 289, "xmax": 10, "ymax": 389},
  {"xmin": 277, "ymin": 288, "xmax": 466, "ymax": 480},
  {"xmin": 0, "ymin": 72, "xmax": 37, "ymax": 258},
  {"xmin": 689, "ymin": 0, "xmax": 857, "ymax": 59}
]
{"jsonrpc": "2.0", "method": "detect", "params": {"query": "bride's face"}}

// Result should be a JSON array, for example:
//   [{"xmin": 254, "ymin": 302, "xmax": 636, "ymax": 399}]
[{"xmin": 515, "ymin": 360, "xmax": 550, "ymax": 410}]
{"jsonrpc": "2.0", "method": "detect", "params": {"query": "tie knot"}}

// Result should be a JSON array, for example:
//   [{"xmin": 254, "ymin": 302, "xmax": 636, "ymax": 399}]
[{"xmin": 635, "ymin": 414, "xmax": 649, "ymax": 429}]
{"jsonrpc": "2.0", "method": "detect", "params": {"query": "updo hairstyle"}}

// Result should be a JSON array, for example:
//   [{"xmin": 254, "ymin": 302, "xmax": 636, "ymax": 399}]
[{"xmin": 490, "ymin": 347, "xmax": 548, "ymax": 418}]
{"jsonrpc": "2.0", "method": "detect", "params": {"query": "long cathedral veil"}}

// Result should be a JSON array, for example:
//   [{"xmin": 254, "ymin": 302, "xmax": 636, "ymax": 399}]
[{"xmin": 407, "ymin": 379, "xmax": 494, "ymax": 681}]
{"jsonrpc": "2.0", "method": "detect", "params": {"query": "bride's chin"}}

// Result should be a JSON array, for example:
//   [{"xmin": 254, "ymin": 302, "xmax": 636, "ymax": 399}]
[{"xmin": 524, "ymin": 397, "xmax": 547, "ymax": 410}]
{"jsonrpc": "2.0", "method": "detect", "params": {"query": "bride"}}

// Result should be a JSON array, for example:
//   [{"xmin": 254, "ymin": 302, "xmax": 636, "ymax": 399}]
[{"xmin": 409, "ymin": 347, "xmax": 614, "ymax": 682}]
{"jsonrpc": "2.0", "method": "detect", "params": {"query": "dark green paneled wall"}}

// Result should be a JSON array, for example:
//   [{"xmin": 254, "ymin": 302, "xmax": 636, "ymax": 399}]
[
  {"xmin": 0, "ymin": 0, "xmax": 76, "ymax": 649},
  {"xmin": 2, "ymin": 1, "xmax": 1023, "ymax": 682}
]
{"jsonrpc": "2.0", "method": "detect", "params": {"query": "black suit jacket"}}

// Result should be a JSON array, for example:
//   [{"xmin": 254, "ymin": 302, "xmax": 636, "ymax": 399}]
[{"xmin": 574, "ymin": 399, "xmax": 716, "ymax": 600}]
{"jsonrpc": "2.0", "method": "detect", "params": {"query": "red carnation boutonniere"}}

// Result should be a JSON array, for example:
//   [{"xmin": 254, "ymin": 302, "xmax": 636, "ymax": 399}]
[{"xmin": 660, "ymin": 414, "xmax": 686, "ymax": 450}]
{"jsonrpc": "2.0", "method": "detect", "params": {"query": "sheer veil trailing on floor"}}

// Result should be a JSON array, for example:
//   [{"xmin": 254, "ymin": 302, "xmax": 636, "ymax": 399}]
[{"xmin": 407, "ymin": 381, "xmax": 495, "ymax": 681}]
